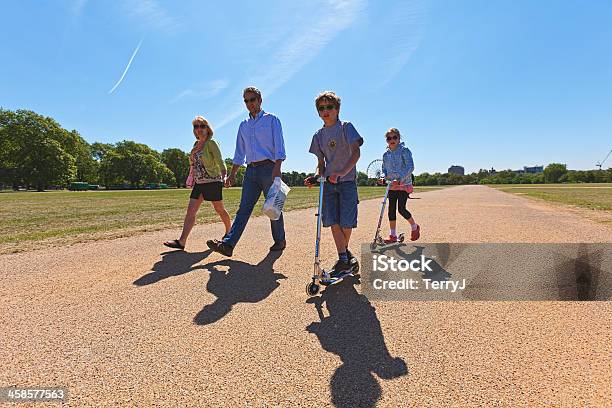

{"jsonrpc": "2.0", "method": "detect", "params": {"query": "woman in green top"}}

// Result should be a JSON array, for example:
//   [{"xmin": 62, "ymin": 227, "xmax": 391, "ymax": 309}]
[{"xmin": 164, "ymin": 116, "xmax": 231, "ymax": 250}]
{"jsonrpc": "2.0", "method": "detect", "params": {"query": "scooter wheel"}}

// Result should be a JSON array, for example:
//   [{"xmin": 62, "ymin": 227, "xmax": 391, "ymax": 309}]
[
  {"xmin": 370, "ymin": 242, "xmax": 377, "ymax": 251},
  {"xmin": 306, "ymin": 281, "xmax": 320, "ymax": 296},
  {"xmin": 398, "ymin": 234, "xmax": 405, "ymax": 243},
  {"xmin": 352, "ymin": 262, "xmax": 360, "ymax": 273}
]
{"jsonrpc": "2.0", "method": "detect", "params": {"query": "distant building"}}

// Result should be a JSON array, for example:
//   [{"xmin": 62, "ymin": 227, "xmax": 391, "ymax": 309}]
[
  {"xmin": 512, "ymin": 165, "xmax": 544, "ymax": 174},
  {"xmin": 448, "ymin": 165, "xmax": 465, "ymax": 176},
  {"xmin": 523, "ymin": 165, "xmax": 543, "ymax": 174}
]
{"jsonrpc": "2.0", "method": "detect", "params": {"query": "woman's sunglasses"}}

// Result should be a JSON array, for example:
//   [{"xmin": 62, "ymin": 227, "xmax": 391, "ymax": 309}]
[
  {"xmin": 386, "ymin": 135, "xmax": 399, "ymax": 141},
  {"xmin": 193, "ymin": 124, "xmax": 207, "ymax": 129},
  {"xmin": 317, "ymin": 104, "xmax": 336, "ymax": 112},
  {"xmin": 244, "ymin": 96, "xmax": 258, "ymax": 104}
]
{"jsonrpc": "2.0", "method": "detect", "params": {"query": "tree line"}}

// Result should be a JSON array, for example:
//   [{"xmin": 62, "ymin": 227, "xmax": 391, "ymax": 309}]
[
  {"xmin": 415, "ymin": 164, "xmax": 612, "ymax": 186},
  {"xmin": 1, "ymin": 108, "xmax": 610, "ymax": 191},
  {"xmin": 0, "ymin": 108, "xmax": 317, "ymax": 190}
]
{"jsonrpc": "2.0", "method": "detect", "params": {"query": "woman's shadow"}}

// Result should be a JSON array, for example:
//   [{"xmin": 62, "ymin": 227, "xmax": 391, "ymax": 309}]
[
  {"xmin": 306, "ymin": 278, "xmax": 408, "ymax": 408},
  {"xmin": 194, "ymin": 251, "xmax": 286, "ymax": 325},
  {"xmin": 133, "ymin": 250, "xmax": 213, "ymax": 286}
]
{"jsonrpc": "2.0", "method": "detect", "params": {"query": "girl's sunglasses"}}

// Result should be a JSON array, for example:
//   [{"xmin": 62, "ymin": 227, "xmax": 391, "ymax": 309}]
[
  {"xmin": 386, "ymin": 135, "xmax": 399, "ymax": 141},
  {"xmin": 193, "ymin": 124, "xmax": 207, "ymax": 129}
]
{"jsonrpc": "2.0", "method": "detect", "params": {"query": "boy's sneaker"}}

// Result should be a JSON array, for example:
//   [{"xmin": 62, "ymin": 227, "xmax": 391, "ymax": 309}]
[
  {"xmin": 410, "ymin": 225, "xmax": 420, "ymax": 241},
  {"xmin": 384, "ymin": 235, "xmax": 398, "ymax": 244},
  {"xmin": 206, "ymin": 239, "xmax": 233, "ymax": 257},
  {"xmin": 330, "ymin": 259, "xmax": 352, "ymax": 279},
  {"xmin": 346, "ymin": 249, "xmax": 358, "ymax": 265}
]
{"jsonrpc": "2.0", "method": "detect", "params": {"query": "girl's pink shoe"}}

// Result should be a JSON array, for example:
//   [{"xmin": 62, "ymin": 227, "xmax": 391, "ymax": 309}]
[
  {"xmin": 384, "ymin": 235, "xmax": 398, "ymax": 244},
  {"xmin": 411, "ymin": 225, "xmax": 420, "ymax": 241}
]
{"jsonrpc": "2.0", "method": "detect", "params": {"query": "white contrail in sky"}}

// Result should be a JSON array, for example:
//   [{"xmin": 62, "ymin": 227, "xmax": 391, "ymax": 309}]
[
  {"xmin": 108, "ymin": 39, "xmax": 143, "ymax": 94},
  {"xmin": 215, "ymin": 0, "xmax": 366, "ymax": 130}
]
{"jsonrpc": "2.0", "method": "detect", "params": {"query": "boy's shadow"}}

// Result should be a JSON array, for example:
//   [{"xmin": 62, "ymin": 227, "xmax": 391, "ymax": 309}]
[
  {"xmin": 194, "ymin": 251, "xmax": 286, "ymax": 325},
  {"xmin": 306, "ymin": 278, "xmax": 408, "ymax": 408},
  {"xmin": 133, "ymin": 250, "xmax": 213, "ymax": 286}
]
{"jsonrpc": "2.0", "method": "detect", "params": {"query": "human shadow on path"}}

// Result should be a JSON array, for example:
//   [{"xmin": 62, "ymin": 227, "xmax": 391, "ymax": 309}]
[
  {"xmin": 194, "ymin": 251, "xmax": 286, "ymax": 325},
  {"xmin": 134, "ymin": 250, "xmax": 213, "ymax": 286},
  {"xmin": 556, "ymin": 243, "xmax": 609, "ymax": 301},
  {"xmin": 306, "ymin": 277, "xmax": 408, "ymax": 408}
]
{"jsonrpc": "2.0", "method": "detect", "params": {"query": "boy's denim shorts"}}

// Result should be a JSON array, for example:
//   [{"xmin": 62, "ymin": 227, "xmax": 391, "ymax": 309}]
[{"xmin": 322, "ymin": 180, "xmax": 359, "ymax": 228}]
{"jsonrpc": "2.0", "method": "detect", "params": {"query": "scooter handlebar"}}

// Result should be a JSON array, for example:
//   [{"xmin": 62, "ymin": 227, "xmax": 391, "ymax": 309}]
[{"xmin": 305, "ymin": 175, "xmax": 332, "ymax": 186}]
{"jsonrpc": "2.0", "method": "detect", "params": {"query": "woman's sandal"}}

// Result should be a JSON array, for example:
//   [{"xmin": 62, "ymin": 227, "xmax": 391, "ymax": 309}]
[{"xmin": 163, "ymin": 239, "xmax": 185, "ymax": 250}]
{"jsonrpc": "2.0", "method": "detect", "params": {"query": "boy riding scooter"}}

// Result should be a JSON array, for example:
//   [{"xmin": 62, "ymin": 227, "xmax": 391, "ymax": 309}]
[{"xmin": 305, "ymin": 91, "xmax": 363, "ymax": 281}]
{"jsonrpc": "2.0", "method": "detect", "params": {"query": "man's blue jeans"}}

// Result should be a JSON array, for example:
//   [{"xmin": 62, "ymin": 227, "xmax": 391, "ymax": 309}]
[{"xmin": 223, "ymin": 162, "xmax": 285, "ymax": 248}]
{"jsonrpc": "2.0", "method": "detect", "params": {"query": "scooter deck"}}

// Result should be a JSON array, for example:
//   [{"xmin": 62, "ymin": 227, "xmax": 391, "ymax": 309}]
[{"xmin": 371, "ymin": 233, "xmax": 406, "ymax": 250}]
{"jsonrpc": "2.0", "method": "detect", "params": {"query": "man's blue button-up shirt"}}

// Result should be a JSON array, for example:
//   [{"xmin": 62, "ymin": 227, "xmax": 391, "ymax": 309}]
[{"xmin": 232, "ymin": 110, "xmax": 286, "ymax": 166}]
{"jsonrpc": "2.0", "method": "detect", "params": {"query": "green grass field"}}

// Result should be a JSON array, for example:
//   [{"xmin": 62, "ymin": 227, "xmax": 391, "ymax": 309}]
[
  {"xmin": 0, "ymin": 186, "xmax": 443, "ymax": 253},
  {"xmin": 493, "ymin": 183, "xmax": 612, "ymax": 212}
]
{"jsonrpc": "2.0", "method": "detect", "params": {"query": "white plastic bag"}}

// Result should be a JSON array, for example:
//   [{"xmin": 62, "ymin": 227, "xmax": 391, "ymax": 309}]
[{"xmin": 263, "ymin": 177, "xmax": 291, "ymax": 220}]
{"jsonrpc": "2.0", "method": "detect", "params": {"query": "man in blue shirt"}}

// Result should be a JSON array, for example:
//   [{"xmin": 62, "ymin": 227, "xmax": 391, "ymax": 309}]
[{"xmin": 207, "ymin": 86, "xmax": 287, "ymax": 256}]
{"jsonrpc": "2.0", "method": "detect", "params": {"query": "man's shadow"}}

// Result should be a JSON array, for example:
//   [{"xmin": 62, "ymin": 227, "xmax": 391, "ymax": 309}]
[
  {"xmin": 306, "ymin": 278, "xmax": 408, "ymax": 408},
  {"xmin": 194, "ymin": 251, "xmax": 286, "ymax": 325},
  {"xmin": 133, "ymin": 250, "xmax": 213, "ymax": 286}
]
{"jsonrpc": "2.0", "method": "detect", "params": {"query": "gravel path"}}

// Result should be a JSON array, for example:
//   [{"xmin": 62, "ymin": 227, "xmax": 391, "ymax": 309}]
[{"xmin": 1, "ymin": 185, "xmax": 610, "ymax": 407}]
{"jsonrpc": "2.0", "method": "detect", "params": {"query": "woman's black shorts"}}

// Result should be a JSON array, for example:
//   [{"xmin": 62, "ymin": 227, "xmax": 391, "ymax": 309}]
[{"xmin": 190, "ymin": 181, "xmax": 223, "ymax": 201}]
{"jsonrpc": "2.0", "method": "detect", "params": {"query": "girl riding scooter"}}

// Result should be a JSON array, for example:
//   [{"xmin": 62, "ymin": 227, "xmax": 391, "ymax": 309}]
[{"xmin": 378, "ymin": 128, "xmax": 420, "ymax": 242}]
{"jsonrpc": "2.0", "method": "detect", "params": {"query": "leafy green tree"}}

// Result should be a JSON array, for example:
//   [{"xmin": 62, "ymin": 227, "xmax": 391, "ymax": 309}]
[
  {"xmin": 98, "ymin": 150, "xmax": 123, "ymax": 188},
  {"xmin": 60, "ymin": 130, "xmax": 97, "ymax": 183},
  {"xmin": 281, "ymin": 171, "xmax": 308, "ymax": 187},
  {"xmin": 159, "ymin": 164, "xmax": 176, "ymax": 186},
  {"xmin": 91, "ymin": 142, "xmax": 115, "ymax": 161},
  {"xmin": 162, "ymin": 148, "xmax": 189, "ymax": 187},
  {"xmin": 356, "ymin": 171, "xmax": 370, "ymax": 186},
  {"xmin": 543, "ymin": 163, "xmax": 567, "ymax": 183},
  {"xmin": 97, "ymin": 140, "xmax": 175, "ymax": 188},
  {"xmin": 224, "ymin": 157, "xmax": 245, "ymax": 187},
  {"xmin": 0, "ymin": 108, "xmax": 80, "ymax": 190},
  {"xmin": 0, "ymin": 109, "xmax": 18, "ymax": 187},
  {"xmin": 25, "ymin": 138, "xmax": 76, "ymax": 191}
]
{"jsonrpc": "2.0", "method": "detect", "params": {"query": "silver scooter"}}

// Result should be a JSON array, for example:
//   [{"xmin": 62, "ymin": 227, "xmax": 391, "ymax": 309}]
[
  {"xmin": 306, "ymin": 175, "xmax": 360, "ymax": 297},
  {"xmin": 370, "ymin": 180, "xmax": 405, "ymax": 250}
]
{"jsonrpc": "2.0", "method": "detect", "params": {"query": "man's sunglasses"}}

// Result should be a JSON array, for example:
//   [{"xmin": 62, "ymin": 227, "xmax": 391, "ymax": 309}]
[
  {"xmin": 386, "ymin": 135, "xmax": 399, "ymax": 141},
  {"xmin": 244, "ymin": 96, "xmax": 258, "ymax": 104},
  {"xmin": 193, "ymin": 124, "xmax": 207, "ymax": 129},
  {"xmin": 317, "ymin": 104, "xmax": 336, "ymax": 112}
]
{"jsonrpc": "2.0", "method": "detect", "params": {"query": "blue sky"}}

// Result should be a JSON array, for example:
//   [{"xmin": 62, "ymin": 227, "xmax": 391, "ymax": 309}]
[{"xmin": 2, "ymin": 0, "xmax": 611, "ymax": 173}]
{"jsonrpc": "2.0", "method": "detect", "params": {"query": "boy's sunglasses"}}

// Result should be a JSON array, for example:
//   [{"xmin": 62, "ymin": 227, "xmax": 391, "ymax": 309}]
[
  {"xmin": 193, "ymin": 124, "xmax": 207, "ymax": 129},
  {"xmin": 386, "ymin": 135, "xmax": 399, "ymax": 141},
  {"xmin": 317, "ymin": 104, "xmax": 336, "ymax": 112},
  {"xmin": 244, "ymin": 96, "xmax": 258, "ymax": 104}
]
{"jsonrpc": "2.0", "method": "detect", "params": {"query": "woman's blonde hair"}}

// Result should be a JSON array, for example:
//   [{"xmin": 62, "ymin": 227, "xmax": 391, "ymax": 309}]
[
  {"xmin": 385, "ymin": 127, "xmax": 401, "ymax": 139},
  {"xmin": 192, "ymin": 115, "xmax": 214, "ymax": 140}
]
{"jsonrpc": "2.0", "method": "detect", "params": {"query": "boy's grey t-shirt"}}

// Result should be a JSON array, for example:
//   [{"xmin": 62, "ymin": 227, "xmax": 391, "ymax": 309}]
[{"xmin": 309, "ymin": 120, "xmax": 363, "ymax": 183}]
